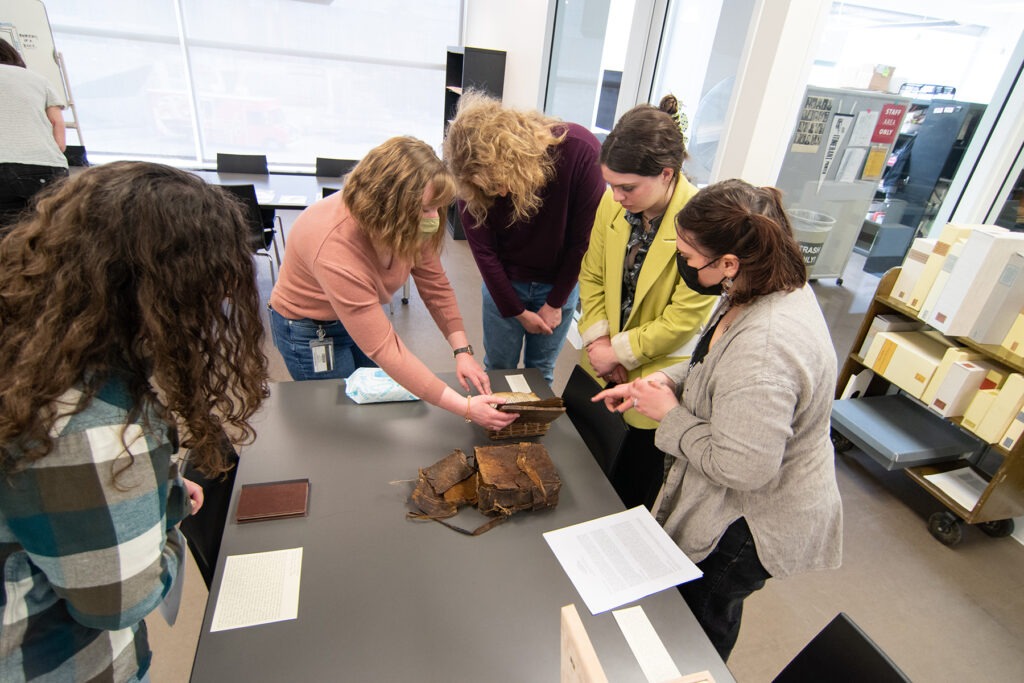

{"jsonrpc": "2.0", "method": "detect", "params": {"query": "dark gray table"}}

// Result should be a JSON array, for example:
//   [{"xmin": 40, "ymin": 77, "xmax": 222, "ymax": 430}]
[
  {"xmin": 189, "ymin": 370, "xmax": 734, "ymax": 683},
  {"xmin": 191, "ymin": 170, "xmax": 341, "ymax": 209}
]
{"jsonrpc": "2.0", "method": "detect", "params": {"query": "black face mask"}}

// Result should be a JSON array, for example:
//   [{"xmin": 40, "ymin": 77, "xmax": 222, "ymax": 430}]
[{"xmin": 677, "ymin": 253, "xmax": 725, "ymax": 296}]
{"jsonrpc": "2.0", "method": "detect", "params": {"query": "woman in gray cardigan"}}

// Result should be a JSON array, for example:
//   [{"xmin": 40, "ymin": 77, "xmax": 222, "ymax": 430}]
[{"xmin": 594, "ymin": 179, "xmax": 842, "ymax": 660}]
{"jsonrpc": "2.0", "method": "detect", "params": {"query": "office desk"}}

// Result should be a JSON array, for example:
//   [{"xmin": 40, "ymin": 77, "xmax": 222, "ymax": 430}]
[
  {"xmin": 191, "ymin": 171, "xmax": 340, "ymax": 209},
  {"xmin": 189, "ymin": 370, "xmax": 734, "ymax": 683}
]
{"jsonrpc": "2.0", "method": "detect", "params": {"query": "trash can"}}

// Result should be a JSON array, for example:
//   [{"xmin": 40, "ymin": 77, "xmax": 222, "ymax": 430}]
[{"xmin": 790, "ymin": 209, "xmax": 836, "ymax": 267}]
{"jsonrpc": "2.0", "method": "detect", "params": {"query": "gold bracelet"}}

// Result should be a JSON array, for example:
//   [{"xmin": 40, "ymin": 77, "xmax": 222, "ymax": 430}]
[{"xmin": 465, "ymin": 395, "xmax": 473, "ymax": 423}]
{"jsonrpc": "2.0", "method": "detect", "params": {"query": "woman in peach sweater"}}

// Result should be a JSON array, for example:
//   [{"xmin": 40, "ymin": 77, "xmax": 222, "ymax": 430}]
[{"xmin": 269, "ymin": 137, "xmax": 515, "ymax": 430}]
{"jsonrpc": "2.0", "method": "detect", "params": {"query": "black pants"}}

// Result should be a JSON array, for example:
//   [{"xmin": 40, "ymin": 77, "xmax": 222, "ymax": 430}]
[
  {"xmin": 610, "ymin": 426, "xmax": 664, "ymax": 510},
  {"xmin": 678, "ymin": 517, "xmax": 771, "ymax": 661},
  {"xmin": 0, "ymin": 163, "xmax": 69, "ymax": 232}
]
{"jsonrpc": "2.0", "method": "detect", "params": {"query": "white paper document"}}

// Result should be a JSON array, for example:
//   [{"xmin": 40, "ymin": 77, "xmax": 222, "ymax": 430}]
[
  {"xmin": 255, "ymin": 189, "xmax": 276, "ymax": 204},
  {"xmin": 613, "ymin": 606, "xmax": 682, "ymax": 683},
  {"xmin": 836, "ymin": 147, "xmax": 868, "ymax": 183},
  {"xmin": 848, "ymin": 109, "xmax": 879, "ymax": 147},
  {"xmin": 279, "ymin": 194, "xmax": 307, "ymax": 205},
  {"xmin": 923, "ymin": 468, "xmax": 988, "ymax": 512},
  {"xmin": 543, "ymin": 506, "xmax": 702, "ymax": 615},
  {"xmin": 505, "ymin": 373, "xmax": 532, "ymax": 393},
  {"xmin": 210, "ymin": 547, "xmax": 303, "ymax": 632}
]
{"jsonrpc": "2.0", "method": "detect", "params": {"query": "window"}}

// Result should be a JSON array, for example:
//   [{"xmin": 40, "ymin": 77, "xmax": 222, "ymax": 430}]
[{"xmin": 46, "ymin": 0, "xmax": 461, "ymax": 167}]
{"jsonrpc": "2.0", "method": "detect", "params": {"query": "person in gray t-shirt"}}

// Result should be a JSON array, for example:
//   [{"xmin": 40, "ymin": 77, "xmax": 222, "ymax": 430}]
[{"xmin": 0, "ymin": 38, "xmax": 69, "ymax": 231}]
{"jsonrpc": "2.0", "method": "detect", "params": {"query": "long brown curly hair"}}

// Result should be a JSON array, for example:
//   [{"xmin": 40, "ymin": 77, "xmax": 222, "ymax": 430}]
[
  {"xmin": 0, "ymin": 161, "xmax": 268, "ymax": 478},
  {"xmin": 443, "ymin": 90, "xmax": 566, "ymax": 228},
  {"xmin": 342, "ymin": 136, "xmax": 456, "ymax": 262}
]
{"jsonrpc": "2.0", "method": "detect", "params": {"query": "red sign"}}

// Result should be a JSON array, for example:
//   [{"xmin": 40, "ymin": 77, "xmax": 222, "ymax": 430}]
[{"xmin": 871, "ymin": 104, "xmax": 906, "ymax": 145}]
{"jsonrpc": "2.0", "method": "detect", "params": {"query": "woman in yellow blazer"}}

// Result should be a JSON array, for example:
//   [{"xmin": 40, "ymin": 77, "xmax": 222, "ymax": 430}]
[{"xmin": 578, "ymin": 95, "xmax": 717, "ymax": 509}]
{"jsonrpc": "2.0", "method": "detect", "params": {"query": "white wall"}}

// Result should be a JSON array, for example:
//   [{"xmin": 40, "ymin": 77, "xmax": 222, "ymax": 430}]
[{"xmin": 464, "ymin": 0, "xmax": 551, "ymax": 109}]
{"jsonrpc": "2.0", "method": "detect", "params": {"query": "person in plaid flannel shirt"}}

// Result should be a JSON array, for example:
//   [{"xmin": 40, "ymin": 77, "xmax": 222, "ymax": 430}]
[{"xmin": 0, "ymin": 162, "xmax": 269, "ymax": 682}]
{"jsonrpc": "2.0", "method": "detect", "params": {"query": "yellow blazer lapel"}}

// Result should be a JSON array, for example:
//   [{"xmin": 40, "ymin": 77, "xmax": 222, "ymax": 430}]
[{"xmin": 604, "ymin": 205, "xmax": 630, "ymax": 334}]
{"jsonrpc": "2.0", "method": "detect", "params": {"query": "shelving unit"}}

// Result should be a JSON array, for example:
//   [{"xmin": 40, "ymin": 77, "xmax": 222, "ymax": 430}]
[
  {"xmin": 443, "ymin": 46, "xmax": 506, "ymax": 129},
  {"xmin": 832, "ymin": 268, "xmax": 1024, "ymax": 545},
  {"xmin": 443, "ymin": 46, "xmax": 506, "ymax": 240}
]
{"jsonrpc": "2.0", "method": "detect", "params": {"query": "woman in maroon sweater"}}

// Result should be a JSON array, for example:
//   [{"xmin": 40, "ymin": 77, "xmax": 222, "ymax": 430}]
[{"xmin": 444, "ymin": 92, "xmax": 606, "ymax": 384}]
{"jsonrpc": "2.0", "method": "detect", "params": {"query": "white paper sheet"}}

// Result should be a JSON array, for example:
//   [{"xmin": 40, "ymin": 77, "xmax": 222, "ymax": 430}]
[
  {"xmin": 210, "ymin": 547, "xmax": 303, "ymax": 632},
  {"xmin": 278, "ymin": 194, "xmax": 307, "ymax": 205},
  {"xmin": 613, "ymin": 606, "xmax": 683, "ymax": 683},
  {"xmin": 848, "ymin": 109, "xmax": 879, "ymax": 147},
  {"xmin": 255, "ymin": 189, "xmax": 276, "ymax": 204},
  {"xmin": 836, "ymin": 147, "xmax": 868, "ymax": 183},
  {"xmin": 544, "ymin": 506, "xmax": 702, "ymax": 615},
  {"xmin": 505, "ymin": 373, "xmax": 531, "ymax": 393},
  {"xmin": 923, "ymin": 468, "xmax": 988, "ymax": 512}
]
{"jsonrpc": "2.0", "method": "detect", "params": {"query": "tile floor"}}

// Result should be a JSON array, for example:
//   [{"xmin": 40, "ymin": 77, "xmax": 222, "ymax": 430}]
[{"xmin": 147, "ymin": 218, "xmax": 1024, "ymax": 682}]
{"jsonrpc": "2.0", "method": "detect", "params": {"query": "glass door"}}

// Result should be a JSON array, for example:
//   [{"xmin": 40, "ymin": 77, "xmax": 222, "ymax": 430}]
[{"xmin": 543, "ymin": 0, "xmax": 661, "ymax": 135}]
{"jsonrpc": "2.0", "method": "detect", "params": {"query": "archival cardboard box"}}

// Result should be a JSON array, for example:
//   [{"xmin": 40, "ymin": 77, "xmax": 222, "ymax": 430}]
[
  {"xmin": 926, "ymin": 229, "xmax": 1024, "ymax": 337},
  {"xmin": 863, "ymin": 330, "xmax": 952, "ymax": 399}
]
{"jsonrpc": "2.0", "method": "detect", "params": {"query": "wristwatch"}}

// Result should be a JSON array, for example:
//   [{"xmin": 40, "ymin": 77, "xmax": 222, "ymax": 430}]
[{"xmin": 453, "ymin": 345, "xmax": 474, "ymax": 358}]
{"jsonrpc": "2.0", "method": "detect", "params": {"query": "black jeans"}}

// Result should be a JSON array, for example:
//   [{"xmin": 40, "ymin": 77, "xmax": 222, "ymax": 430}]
[
  {"xmin": 678, "ymin": 517, "xmax": 771, "ymax": 661},
  {"xmin": 0, "ymin": 163, "xmax": 69, "ymax": 232}
]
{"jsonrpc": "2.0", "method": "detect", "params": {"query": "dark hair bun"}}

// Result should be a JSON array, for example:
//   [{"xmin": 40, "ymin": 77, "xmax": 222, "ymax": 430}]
[{"xmin": 658, "ymin": 94, "xmax": 679, "ymax": 117}]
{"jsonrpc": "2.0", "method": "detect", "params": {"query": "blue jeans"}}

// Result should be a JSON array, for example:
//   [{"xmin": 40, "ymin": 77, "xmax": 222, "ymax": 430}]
[
  {"xmin": 481, "ymin": 282, "xmax": 578, "ymax": 384},
  {"xmin": 677, "ymin": 517, "xmax": 771, "ymax": 661},
  {"xmin": 269, "ymin": 307, "xmax": 376, "ymax": 380}
]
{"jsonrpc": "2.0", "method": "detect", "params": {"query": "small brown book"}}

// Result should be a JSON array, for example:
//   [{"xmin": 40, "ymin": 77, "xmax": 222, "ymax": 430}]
[{"xmin": 235, "ymin": 478, "xmax": 310, "ymax": 523}]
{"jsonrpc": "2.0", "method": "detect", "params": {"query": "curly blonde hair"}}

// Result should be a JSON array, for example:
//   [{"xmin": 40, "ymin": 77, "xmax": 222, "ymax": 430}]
[
  {"xmin": 443, "ymin": 90, "xmax": 566, "ymax": 228},
  {"xmin": 342, "ymin": 136, "xmax": 456, "ymax": 261},
  {"xmin": 0, "ymin": 162, "xmax": 268, "ymax": 478}
]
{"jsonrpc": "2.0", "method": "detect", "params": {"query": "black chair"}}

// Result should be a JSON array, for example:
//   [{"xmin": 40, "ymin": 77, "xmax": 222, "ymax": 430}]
[
  {"xmin": 315, "ymin": 157, "xmax": 358, "ymax": 178},
  {"xmin": 179, "ymin": 437, "xmax": 240, "ymax": 589},
  {"xmin": 217, "ymin": 184, "xmax": 278, "ymax": 283},
  {"xmin": 216, "ymin": 152, "xmax": 269, "ymax": 174},
  {"xmin": 772, "ymin": 613, "xmax": 911, "ymax": 683},
  {"xmin": 63, "ymin": 145, "xmax": 89, "ymax": 167},
  {"xmin": 561, "ymin": 365, "xmax": 629, "ymax": 477},
  {"xmin": 215, "ymin": 153, "xmax": 286, "ymax": 250}
]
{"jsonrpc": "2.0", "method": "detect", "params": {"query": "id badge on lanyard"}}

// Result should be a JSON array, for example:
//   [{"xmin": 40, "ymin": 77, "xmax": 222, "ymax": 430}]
[{"xmin": 309, "ymin": 325, "xmax": 334, "ymax": 373}]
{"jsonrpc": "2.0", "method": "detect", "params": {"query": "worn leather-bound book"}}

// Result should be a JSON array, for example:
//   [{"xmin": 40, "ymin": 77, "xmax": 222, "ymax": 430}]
[
  {"xmin": 476, "ymin": 442, "xmax": 560, "ymax": 515},
  {"xmin": 235, "ymin": 478, "xmax": 310, "ymax": 523},
  {"xmin": 489, "ymin": 392, "xmax": 566, "ymax": 440}
]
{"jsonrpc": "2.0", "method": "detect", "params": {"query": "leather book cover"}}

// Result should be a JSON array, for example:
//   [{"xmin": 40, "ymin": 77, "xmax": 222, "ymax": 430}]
[
  {"xmin": 495, "ymin": 394, "xmax": 566, "ymax": 425},
  {"xmin": 235, "ymin": 478, "xmax": 310, "ymax": 523}
]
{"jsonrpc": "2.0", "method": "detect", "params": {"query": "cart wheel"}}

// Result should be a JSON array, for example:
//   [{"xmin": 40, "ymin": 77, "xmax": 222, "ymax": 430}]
[
  {"xmin": 830, "ymin": 429, "xmax": 853, "ymax": 454},
  {"xmin": 836, "ymin": 277, "xmax": 844, "ymax": 286},
  {"xmin": 928, "ymin": 511, "xmax": 963, "ymax": 546},
  {"xmin": 977, "ymin": 519, "xmax": 1015, "ymax": 538}
]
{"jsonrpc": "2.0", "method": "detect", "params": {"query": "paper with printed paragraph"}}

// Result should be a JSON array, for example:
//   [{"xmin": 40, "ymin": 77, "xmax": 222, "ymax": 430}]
[
  {"xmin": 544, "ymin": 506, "xmax": 702, "ymax": 614},
  {"xmin": 210, "ymin": 547, "xmax": 303, "ymax": 632}
]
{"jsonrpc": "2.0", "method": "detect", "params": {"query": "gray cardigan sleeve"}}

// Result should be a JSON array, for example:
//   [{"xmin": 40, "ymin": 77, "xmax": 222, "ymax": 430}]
[{"xmin": 654, "ymin": 372, "xmax": 800, "ymax": 492}]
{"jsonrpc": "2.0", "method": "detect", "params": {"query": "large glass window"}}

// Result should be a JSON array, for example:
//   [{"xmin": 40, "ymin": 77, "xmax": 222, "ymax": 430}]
[
  {"xmin": 44, "ymin": 0, "xmax": 461, "ymax": 167},
  {"xmin": 803, "ymin": 1, "xmax": 1024, "ymax": 239},
  {"xmin": 651, "ymin": 0, "xmax": 755, "ymax": 185}
]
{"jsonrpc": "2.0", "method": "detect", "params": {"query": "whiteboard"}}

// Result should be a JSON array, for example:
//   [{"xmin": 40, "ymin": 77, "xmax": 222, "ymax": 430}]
[{"xmin": 0, "ymin": 0, "xmax": 66, "ymax": 105}]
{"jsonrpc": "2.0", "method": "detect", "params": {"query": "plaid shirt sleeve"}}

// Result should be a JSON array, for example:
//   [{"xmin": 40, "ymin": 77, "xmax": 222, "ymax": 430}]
[{"xmin": 0, "ymin": 382, "xmax": 189, "ymax": 682}]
